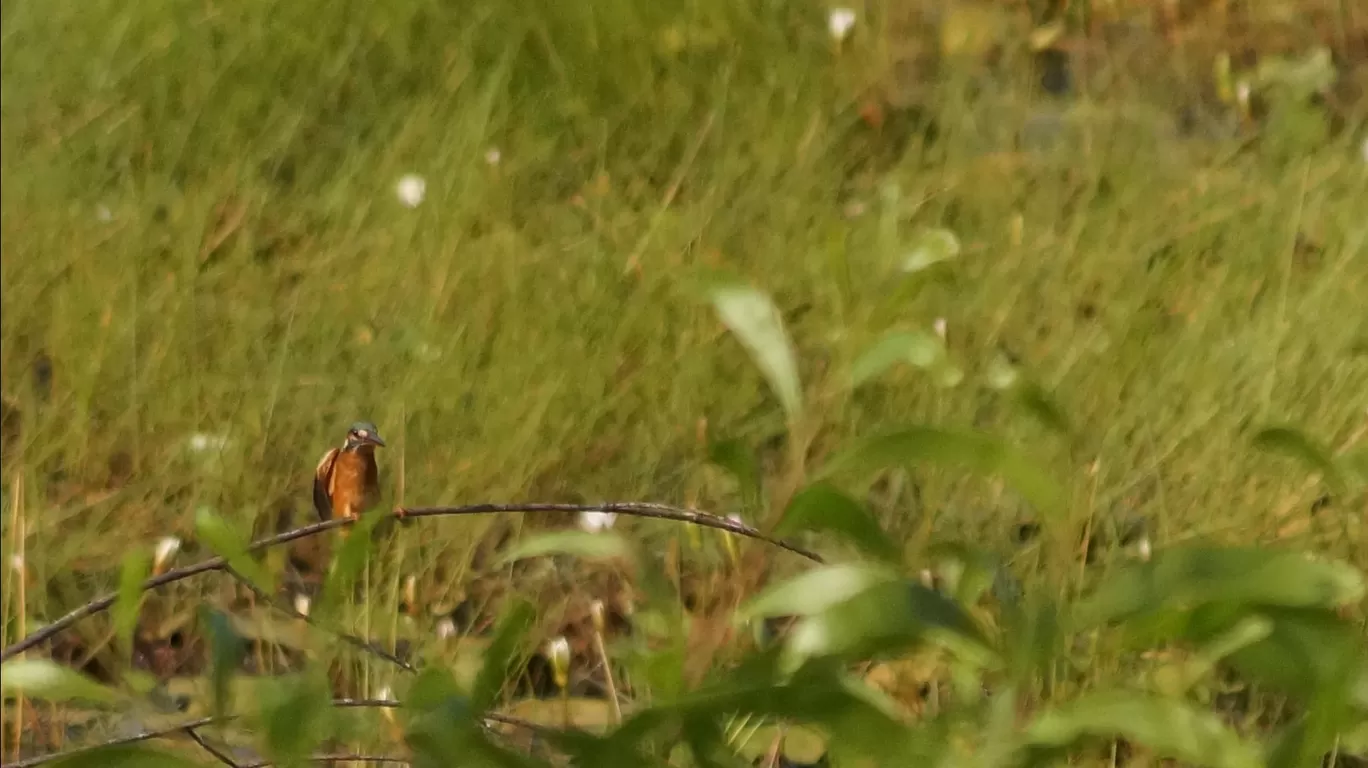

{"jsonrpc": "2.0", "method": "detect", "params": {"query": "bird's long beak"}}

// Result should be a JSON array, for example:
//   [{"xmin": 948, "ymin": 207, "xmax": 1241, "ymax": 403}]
[{"xmin": 365, "ymin": 433, "xmax": 387, "ymax": 448}]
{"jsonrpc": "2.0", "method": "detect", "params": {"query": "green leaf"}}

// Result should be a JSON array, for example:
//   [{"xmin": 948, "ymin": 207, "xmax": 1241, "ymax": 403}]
[
  {"xmin": 774, "ymin": 484, "xmax": 900, "ymax": 564},
  {"xmin": 472, "ymin": 598, "xmax": 536, "ymax": 711},
  {"xmin": 258, "ymin": 670, "xmax": 333, "ymax": 768},
  {"xmin": 1186, "ymin": 606, "xmax": 1367, "ymax": 706},
  {"xmin": 319, "ymin": 507, "xmax": 389, "ymax": 613},
  {"xmin": 1023, "ymin": 691, "xmax": 1262, "ymax": 768},
  {"xmin": 900, "ymin": 228, "xmax": 961, "ymax": 273},
  {"xmin": 48, "ymin": 744, "xmax": 206, "ymax": 768},
  {"xmin": 781, "ymin": 579, "xmax": 995, "ymax": 672},
  {"xmin": 707, "ymin": 437, "xmax": 762, "ymax": 507},
  {"xmin": 816, "ymin": 427, "xmax": 1065, "ymax": 515},
  {"xmin": 984, "ymin": 354, "xmax": 1070, "ymax": 434},
  {"xmin": 927, "ymin": 542, "xmax": 1002, "ymax": 607},
  {"xmin": 710, "ymin": 285, "xmax": 804, "ymax": 423},
  {"xmin": 1015, "ymin": 381, "xmax": 1071, "ymax": 435},
  {"xmin": 498, "ymin": 530, "xmax": 632, "ymax": 565},
  {"xmin": 201, "ymin": 607, "xmax": 245, "ymax": 719},
  {"xmin": 194, "ymin": 506, "xmax": 275, "ymax": 595},
  {"xmin": 0, "ymin": 659, "xmax": 119, "ymax": 705},
  {"xmin": 1075, "ymin": 548, "xmax": 1365, "ymax": 629},
  {"xmin": 849, "ymin": 330, "xmax": 959, "ymax": 389},
  {"xmin": 739, "ymin": 563, "xmax": 900, "ymax": 621},
  {"xmin": 1253, "ymin": 425, "xmax": 1347, "ymax": 494},
  {"xmin": 606, "ymin": 667, "xmax": 930, "ymax": 764},
  {"xmin": 114, "ymin": 550, "xmax": 151, "ymax": 655},
  {"xmin": 404, "ymin": 668, "xmax": 541, "ymax": 768}
]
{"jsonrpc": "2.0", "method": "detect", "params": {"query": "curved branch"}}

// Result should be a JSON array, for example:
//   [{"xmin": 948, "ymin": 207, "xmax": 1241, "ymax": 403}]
[
  {"xmin": 2, "ymin": 501, "xmax": 821, "ymax": 662},
  {"xmin": 396, "ymin": 502, "xmax": 823, "ymax": 563},
  {"xmin": 0, "ymin": 698, "xmax": 545, "ymax": 768}
]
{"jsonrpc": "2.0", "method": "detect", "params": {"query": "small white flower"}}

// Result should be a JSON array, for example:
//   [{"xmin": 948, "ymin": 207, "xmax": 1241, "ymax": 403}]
[
  {"xmin": 933, "ymin": 318, "xmax": 947, "ymax": 339},
  {"xmin": 828, "ymin": 8, "xmax": 856, "ymax": 42},
  {"xmin": 153, "ymin": 537, "xmax": 181, "ymax": 573},
  {"xmin": 484, "ymin": 147, "xmax": 502, "ymax": 166},
  {"xmin": 578, "ymin": 510, "xmax": 618, "ymax": 533},
  {"xmin": 546, "ymin": 636, "xmax": 571, "ymax": 688},
  {"xmin": 395, "ymin": 174, "xmax": 427, "ymax": 208},
  {"xmin": 293, "ymin": 593, "xmax": 312, "ymax": 618},
  {"xmin": 436, "ymin": 617, "xmax": 457, "ymax": 639},
  {"xmin": 187, "ymin": 432, "xmax": 230, "ymax": 453}
]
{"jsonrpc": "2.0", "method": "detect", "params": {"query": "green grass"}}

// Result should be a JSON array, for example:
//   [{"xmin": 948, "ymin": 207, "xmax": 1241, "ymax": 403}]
[{"xmin": 2, "ymin": 0, "xmax": 1367, "ymax": 764}]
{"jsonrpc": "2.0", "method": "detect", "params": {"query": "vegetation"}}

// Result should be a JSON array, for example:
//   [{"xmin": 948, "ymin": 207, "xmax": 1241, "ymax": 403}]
[{"xmin": 2, "ymin": 0, "xmax": 1366, "ymax": 766}]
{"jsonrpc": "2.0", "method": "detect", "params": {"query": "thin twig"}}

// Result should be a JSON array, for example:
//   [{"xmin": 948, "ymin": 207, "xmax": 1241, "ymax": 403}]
[
  {"xmin": 3, "ymin": 501, "xmax": 821, "ymax": 662},
  {"xmin": 243, "ymin": 754, "xmax": 408, "ymax": 767},
  {"xmin": 219, "ymin": 564, "xmax": 415, "ymax": 673},
  {"xmin": 184, "ymin": 728, "xmax": 243, "ymax": 768},
  {"xmin": 0, "ymin": 699, "xmax": 543, "ymax": 768},
  {"xmin": 397, "ymin": 502, "xmax": 824, "ymax": 564}
]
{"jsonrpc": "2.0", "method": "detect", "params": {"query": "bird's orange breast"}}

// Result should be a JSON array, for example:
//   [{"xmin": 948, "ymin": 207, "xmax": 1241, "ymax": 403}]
[{"xmin": 329, "ymin": 451, "xmax": 378, "ymax": 519}]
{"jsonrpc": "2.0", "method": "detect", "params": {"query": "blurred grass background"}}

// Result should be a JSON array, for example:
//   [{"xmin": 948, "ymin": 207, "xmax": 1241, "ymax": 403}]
[{"xmin": 2, "ymin": 0, "xmax": 1366, "ymax": 704}]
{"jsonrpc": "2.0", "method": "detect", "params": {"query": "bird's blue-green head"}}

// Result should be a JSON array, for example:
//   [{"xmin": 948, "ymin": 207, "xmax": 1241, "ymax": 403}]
[{"xmin": 344, "ymin": 421, "xmax": 386, "ymax": 451}]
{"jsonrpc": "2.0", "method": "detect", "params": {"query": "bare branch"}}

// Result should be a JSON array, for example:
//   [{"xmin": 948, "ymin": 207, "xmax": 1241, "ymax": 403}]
[
  {"xmin": 0, "ymin": 699, "xmax": 544, "ymax": 768},
  {"xmin": 2, "ymin": 501, "xmax": 821, "ymax": 663}
]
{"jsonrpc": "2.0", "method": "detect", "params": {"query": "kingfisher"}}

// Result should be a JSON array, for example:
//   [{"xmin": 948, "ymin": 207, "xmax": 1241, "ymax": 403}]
[{"xmin": 314, "ymin": 421, "xmax": 386, "ymax": 530}]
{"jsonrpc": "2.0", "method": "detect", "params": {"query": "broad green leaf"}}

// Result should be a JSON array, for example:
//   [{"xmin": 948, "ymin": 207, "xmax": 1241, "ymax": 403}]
[
  {"xmin": 774, "ymin": 484, "xmax": 900, "ymax": 564},
  {"xmin": 404, "ymin": 668, "xmax": 541, "ymax": 768},
  {"xmin": 984, "ymin": 354, "xmax": 1069, "ymax": 434},
  {"xmin": 849, "ymin": 330, "xmax": 959, "ymax": 389},
  {"xmin": 927, "ymin": 542, "xmax": 1002, "ymax": 608},
  {"xmin": 1024, "ymin": 691, "xmax": 1261, "ymax": 768},
  {"xmin": 900, "ymin": 228, "xmax": 961, "ymax": 273},
  {"xmin": 739, "ymin": 563, "xmax": 900, "ymax": 621},
  {"xmin": 607, "ymin": 667, "xmax": 926, "ymax": 764},
  {"xmin": 0, "ymin": 659, "xmax": 119, "ymax": 704},
  {"xmin": 1185, "ymin": 605, "xmax": 1366, "ymax": 706},
  {"xmin": 498, "ymin": 530, "xmax": 632, "ymax": 564},
  {"xmin": 1015, "ymin": 382, "xmax": 1071, "ymax": 435},
  {"xmin": 472, "ymin": 598, "xmax": 536, "ymax": 710},
  {"xmin": 258, "ymin": 671, "xmax": 333, "ymax": 768},
  {"xmin": 707, "ymin": 437, "xmax": 762, "ymax": 507},
  {"xmin": 1253, "ymin": 425, "xmax": 1346, "ymax": 494},
  {"xmin": 1075, "ymin": 548, "xmax": 1365, "ymax": 629},
  {"xmin": 1253, "ymin": 46, "xmax": 1336, "ymax": 100},
  {"xmin": 319, "ymin": 507, "xmax": 389, "ymax": 613},
  {"xmin": 1000, "ymin": 596, "xmax": 1061, "ymax": 684},
  {"xmin": 114, "ymin": 550, "xmax": 151, "ymax": 655},
  {"xmin": 201, "ymin": 607, "xmax": 245, "ymax": 719},
  {"xmin": 781, "ymin": 579, "xmax": 995, "ymax": 672},
  {"xmin": 816, "ymin": 427, "xmax": 1065, "ymax": 515},
  {"xmin": 48, "ymin": 744, "xmax": 206, "ymax": 768},
  {"xmin": 194, "ymin": 506, "xmax": 275, "ymax": 595},
  {"xmin": 710, "ymin": 285, "xmax": 804, "ymax": 422}
]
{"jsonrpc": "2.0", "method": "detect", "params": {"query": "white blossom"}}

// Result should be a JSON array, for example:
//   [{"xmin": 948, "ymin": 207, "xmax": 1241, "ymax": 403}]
[
  {"xmin": 395, "ymin": 174, "xmax": 427, "ymax": 208},
  {"xmin": 153, "ymin": 537, "xmax": 181, "ymax": 572},
  {"xmin": 828, "ymin": 8, "xmax": 856, "ymax": 42},
  {"xmin": 436, "ymin": 617, "xmax": 457, "ymax": 639},
  {"xmin": 578, "ymin": 510, "xmax": 618, "ymax": 533}
]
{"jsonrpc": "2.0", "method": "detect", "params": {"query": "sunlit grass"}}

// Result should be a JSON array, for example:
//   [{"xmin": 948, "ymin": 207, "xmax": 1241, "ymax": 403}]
[{"xmin": 2, "ymin": 0, "xmax": 1366, "ymax": 762}]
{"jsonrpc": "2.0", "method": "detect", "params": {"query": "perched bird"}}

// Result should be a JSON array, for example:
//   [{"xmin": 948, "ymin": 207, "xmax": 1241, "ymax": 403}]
[{"xmin": 314, "ymin": 421, "xmax": 386, "ymax": 529}]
